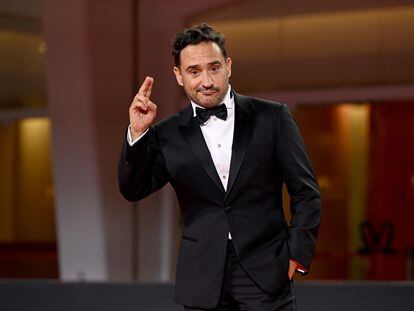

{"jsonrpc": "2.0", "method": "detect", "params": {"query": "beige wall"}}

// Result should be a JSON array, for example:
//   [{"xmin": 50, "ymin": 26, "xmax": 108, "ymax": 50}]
[
  {"xmin": 0, "ymin": 118, "xmax": 55, "ymax": 242},
  {"xmin": 15, "ymin": 117, "xmax": 55, "ymax": 241},
  {"xmin": 194, "ymin": 5, "xmax": 414, "ymax": 93}
]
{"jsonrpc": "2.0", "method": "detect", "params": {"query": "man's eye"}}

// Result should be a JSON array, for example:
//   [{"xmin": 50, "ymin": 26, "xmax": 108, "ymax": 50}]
[{"xmin": 190, "ymin": 71, "xmax": 199, "ymax": 76}]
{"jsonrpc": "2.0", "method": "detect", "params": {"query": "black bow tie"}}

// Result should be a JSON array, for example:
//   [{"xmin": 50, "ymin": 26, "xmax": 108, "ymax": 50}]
[{"xmin": 195, "ymin": 104, "xmax": 228, "ymax": 125}]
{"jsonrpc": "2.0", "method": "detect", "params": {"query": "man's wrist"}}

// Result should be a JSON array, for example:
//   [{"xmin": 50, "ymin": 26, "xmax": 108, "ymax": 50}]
[
  {"xmin": 127, "ymin": 126, "xmax": 149, "ymax": 146},
  {"xmin": 130, "ymin": 127, "xmax": 148, "ymax": 141}
]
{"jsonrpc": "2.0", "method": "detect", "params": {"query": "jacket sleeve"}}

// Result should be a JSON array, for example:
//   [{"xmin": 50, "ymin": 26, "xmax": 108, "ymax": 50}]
[
  {"xmin": 275, "ymin": 104, "xmax": 322, "ymax": 272},
  {"xmin": 117, "ymin": 126, "xmax": 169, "ymax": 202}
]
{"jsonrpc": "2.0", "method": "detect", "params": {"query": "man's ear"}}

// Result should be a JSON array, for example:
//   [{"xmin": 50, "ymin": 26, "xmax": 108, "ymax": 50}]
[
  {"xmin": 173, "ymin": 67, "xmax": 183, "ymax": 86},
  {"xmin": 226, "ymin": 57, "xmax": 232, "ymax": 78}
]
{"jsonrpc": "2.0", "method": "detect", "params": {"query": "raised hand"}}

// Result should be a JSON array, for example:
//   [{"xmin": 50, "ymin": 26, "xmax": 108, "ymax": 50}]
[{"xmin": 129, "ymin": 76, "xmax": 157, "ymax": 140}]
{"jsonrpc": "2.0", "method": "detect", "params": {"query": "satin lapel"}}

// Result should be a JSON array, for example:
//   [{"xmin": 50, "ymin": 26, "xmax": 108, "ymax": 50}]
[
  {"xmin": 225, "ymin": 94, "xmax": 255, "ymax": 201},
  {"xmin": 179, "ymin": 107, "xmax": 226, "ymax": 195}
]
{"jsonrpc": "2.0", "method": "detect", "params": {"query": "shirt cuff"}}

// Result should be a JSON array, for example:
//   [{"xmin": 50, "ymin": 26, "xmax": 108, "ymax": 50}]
[
  {"xmin": 127, "ymin": 125, "xmax": 149, "ymax": 146},
  {"xmin": 292, "ymin": 259, "xmax": 307, "ymax": 274}
]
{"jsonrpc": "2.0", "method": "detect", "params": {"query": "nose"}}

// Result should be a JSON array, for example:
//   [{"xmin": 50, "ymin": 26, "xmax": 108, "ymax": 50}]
[{"xmin": 201, "ymin": 72, "xmax": 213, "ymax": 88}]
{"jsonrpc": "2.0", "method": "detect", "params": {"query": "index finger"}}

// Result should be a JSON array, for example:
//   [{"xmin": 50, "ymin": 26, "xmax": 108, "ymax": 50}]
[
  {"xmin": 146, "ymin": 77, "xmax": 153, "ymax": 98},
  {"xmin": 138, "ymin": 76, "xmax": 153, "ymax": 98}
]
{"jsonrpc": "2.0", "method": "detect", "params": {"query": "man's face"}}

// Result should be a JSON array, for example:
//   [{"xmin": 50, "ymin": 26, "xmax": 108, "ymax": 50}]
[{"xmin": 173, "ymin": 41, "xmax": 232, "ymax": 108}]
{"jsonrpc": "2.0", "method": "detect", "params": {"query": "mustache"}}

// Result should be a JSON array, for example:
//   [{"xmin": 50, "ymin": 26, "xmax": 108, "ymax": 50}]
[{"xmin": 196, "ymin": 86, "xmax": 220, "ymax": 92}]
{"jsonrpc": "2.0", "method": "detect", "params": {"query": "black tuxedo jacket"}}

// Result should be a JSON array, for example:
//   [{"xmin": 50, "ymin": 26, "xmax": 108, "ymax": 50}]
[{"xmin": 118, "ymin": 92, "xmax": 321, "ymax": 309}]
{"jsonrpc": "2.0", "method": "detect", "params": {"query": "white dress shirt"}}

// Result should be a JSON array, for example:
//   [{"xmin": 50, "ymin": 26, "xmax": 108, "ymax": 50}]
[
  {"xmin": 191, "ymin": 88, "xmax": 234, "ymax": 239},
  {"xmin": 190, "ymin": 87, "xmax": 234, "ymax": 191}
]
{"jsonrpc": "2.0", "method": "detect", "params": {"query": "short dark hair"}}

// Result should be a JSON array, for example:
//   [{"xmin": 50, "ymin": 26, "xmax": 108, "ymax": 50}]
[{"xmin": 172, "ymin": 23, "xmax": 227, "ymax": 67}]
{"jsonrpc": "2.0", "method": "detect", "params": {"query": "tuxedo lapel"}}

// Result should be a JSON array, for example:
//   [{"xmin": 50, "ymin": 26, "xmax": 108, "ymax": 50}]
[
  {"xmin": 179, "ymin": 105, "xmax": 226, "ymax": 195},
  {"xmin": 225, "ymin": 93, "xmax": 255, "ymax": 201}
]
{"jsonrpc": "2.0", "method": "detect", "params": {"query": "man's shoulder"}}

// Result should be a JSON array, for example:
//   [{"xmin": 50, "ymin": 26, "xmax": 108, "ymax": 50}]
[{"xmin": 235, "ymin": 92, "xmax": 285, "ymax": 113}]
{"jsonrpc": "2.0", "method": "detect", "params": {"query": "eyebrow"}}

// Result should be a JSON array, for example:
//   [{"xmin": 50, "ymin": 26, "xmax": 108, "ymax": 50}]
[{"xmin": 185, "ymin": 60, "xmax": 222, "ymax": 71}]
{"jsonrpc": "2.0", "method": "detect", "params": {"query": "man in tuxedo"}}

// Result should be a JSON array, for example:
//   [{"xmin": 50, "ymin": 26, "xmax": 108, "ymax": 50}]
[{"xmin": 118, "ymin": 24, "xmax": 321, "ymax": 310}]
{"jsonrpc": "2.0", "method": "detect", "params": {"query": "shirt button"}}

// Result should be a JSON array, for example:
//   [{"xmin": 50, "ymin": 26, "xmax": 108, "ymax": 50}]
[
  {"xmin": 218, "ymin": 144, "xmax": 221, "ymax": 148},
  {"xmin": 222, "ymin": 175, "xmax": 226, "ymax": 179},
  {"xmin": 225, "ymin": 206, "xmax": 231, "ymax": 212}
]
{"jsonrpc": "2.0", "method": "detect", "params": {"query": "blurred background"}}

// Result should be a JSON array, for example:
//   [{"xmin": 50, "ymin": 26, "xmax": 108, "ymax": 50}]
[{"xmin": 1, "ymin": 0, "xmax": 414, "ymax": 290}]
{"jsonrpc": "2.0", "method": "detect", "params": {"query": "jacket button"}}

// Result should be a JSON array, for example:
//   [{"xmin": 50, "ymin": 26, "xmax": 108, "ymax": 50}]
[{"xmin": 225, "ymin": 206, "xmax": 231, "ymax": 213}]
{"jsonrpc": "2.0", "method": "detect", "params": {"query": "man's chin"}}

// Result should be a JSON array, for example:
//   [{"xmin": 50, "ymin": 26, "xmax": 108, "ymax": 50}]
[
  {"xmin": 197, "ymin": 96, "xmax": 221, "ymax": 108},
  {"xmin": 199, "ymin": 102, "xmax": 220, "ymax": 108}
]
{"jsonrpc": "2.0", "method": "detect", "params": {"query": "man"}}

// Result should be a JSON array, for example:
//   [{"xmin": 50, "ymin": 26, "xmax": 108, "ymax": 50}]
[{"xmin": 118, "ymin": 24, "xmax": 321, "ymax": 310}]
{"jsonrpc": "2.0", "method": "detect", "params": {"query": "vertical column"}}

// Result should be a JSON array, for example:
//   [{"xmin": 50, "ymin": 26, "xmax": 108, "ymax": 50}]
[{"xmin": 42, "ymin": 0, "xmax": 134, "ymax": 280}]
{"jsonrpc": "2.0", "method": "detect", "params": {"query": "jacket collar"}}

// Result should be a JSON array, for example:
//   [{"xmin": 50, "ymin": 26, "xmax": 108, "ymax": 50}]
[{"xmin": 178, "ymin": 91, "xmax": 255, "ymax": 197}]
